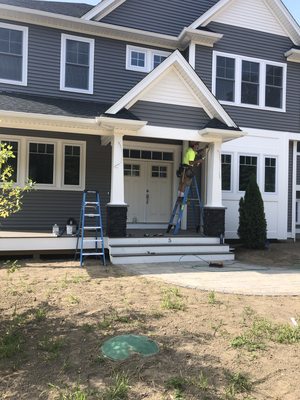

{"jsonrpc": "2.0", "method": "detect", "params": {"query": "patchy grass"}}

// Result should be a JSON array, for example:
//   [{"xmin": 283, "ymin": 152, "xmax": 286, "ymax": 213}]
[
  {"xmin": 161, "ymin": 287, "xmax": 186, "ymax": 311},
  {"xmin": 102, "ymin": 373, "xmax": 129, "ymax": 400},
  {"xmin": 231, "ymin": 317, "xmax": 300, "ymax": 351},
  {"xmin": 37, "ymin": 336, "xmax": 65, "ymax": 359}
]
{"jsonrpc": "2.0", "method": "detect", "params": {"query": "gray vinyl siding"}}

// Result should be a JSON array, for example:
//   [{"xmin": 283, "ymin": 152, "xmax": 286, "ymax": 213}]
[
  {"xmin": 0, "ymin": 20, "xmax": 170, "ymax": 104},
  {"xmin": 101, "ymin": 0, "xmax": 219, "ymax": 36},
  {"xmin": 129, "ymin": 101, "xmax": 210, "ymax": 130},
  {"xmin": 288, "ymin": 141, "xmax": 293, "ymax": 232},
  {"xmin": 0, "ymin": 129, "xmax": 111, "ymax": 232},
  {"xmin": 297, "ymin": 154, "xmax": 300, "ymax": 186},
  {"xmin": 195, "ymin": 23, "xmax": 300, "ymax": 133}
]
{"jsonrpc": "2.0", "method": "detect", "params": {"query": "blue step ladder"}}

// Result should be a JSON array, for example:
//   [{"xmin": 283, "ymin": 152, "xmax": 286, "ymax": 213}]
[
  {"xmin": 75, "ymin": 190, "xmax": 106, "ymax": 267},
  {"xmin": 166, "ymin": 176, "xmax": 203, "ymax": 235}
]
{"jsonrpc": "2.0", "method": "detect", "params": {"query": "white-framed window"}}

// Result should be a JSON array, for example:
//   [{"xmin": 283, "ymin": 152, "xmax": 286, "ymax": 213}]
[
  {"xmin": 238, "ymin": 154, "xmax": 258, "ymax": 191},
  {"xmin": 0, "ymin": 22, "xmax": 28, "ymax": 86},
  {"xmin": 0, "ymin": 139, "xmax": 20, "ymax": 183},
  {"xmin": 60, "ymin": 34, "xmax": 94, "ymax": 94},
  {"xmin": 221, "ymin": 153, "xmax": 232, "ymax": 191},
  {"xmin": 264, "ymin": 156, "xmax": 277, "ymax": 193},
  {"xmin": 124, "ymin": 164, "xmax": 140, "ymax": 177},
  {"xmin": 0, "ymin": 135, "xmax": 86, "ymax": 191},
  {"xmin": 126, "ymin": 45, "xmax": 171, "ymax": 73},
  {"xmin": 212, "ymin": 51, "xmax": 287, "ymax": 112},
  {"xmin": 63, "ymin": 144, "xmax": 84, "ymax": 189}
]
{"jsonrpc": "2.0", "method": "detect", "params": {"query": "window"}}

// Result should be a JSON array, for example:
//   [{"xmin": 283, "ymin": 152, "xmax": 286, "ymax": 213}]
[
  {"xmin": 152, "ymin": 166, "xmax": 167, "ymax": 178},
  {"xmin": 60, "ymin": 34, "xmax": 94, "ymax": 94},
  {"xmin": 264, "ymin": 157, "xmax": 276, "ymax": 193},
  {"xmin": 241, "ymin": 60, "xmax": 260, "ymax": 105},
  {"xmin": 123, "ymin": 149, "xmax": 173, "ymax": 161},
  {"xmin": 126, "ymin": 45, "xmax": 171, "ymax": 72},
  {"xmin": 0, "ymin": 140, "xmax": 19, "ymax": 182},
  {"xmin": 221, "ymin": 154, "xmax": 232, "ymax": 191},
  {"xmin": 64, "ymin": 145, "xmax": 81, "ymax": 186},
  {"xmin": 265, "ymin": 65, "xmax": 283, "ymax": 109},
  {"xmin": 0, "ymin": 22, "xmax": 28, "ymax": 85},
  {"xmin": 213, "ymin": 52, "xmax": 286, "ymax": 111},
  {"xmin": 216, "ymin": 56, "xmax": 235, "ymax": 102},
  {"xmin": 29, "ymin": 142, "xmax": 55, "ymax": 185},
  {"xmin": 124, "ymin": 164, "xmax": 140, "ymax": 177},
  {"xmin": 239, "ymin": 155, "xmax": 257, "ymax": 191}
]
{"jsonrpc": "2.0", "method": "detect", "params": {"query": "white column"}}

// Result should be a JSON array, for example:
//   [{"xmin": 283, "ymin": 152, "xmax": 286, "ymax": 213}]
[
  {"xmin": 205, "ymin": 141, "xmax": 223, "ymax": 208},
  {"xmin": 108, "ymin": 132, "xmax": 126, "ymax": 205}
]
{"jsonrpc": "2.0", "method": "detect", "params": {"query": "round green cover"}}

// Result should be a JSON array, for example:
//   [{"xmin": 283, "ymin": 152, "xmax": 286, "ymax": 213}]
[{"xmin": 101, "ymin": 335, "xmax": 159, "ymax": 361}]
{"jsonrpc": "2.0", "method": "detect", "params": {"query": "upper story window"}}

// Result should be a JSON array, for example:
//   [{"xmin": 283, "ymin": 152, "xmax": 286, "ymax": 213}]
[
  {"xmin": 0, "ymin": 22, "xmax": 28, "ymax": 86},
  {"xmin": 126, "ymin": 45, "xmax": 170, "ymax": 73},
  {"xmin": 213, "ymin": 51, "xmax": 286, "ymax": 112},
  {"xmin": 60, "ymin": 34, "xmax": 94, "ymax": 94}
]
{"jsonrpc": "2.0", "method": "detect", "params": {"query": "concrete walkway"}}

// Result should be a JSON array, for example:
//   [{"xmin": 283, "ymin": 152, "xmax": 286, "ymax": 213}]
[{"xmin": 121, "ymin": 261, "xmax": 300, "ymax": 296}]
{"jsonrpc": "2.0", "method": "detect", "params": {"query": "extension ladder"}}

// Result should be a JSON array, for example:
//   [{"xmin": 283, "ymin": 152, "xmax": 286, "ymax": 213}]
[
  {"xmin": 75, "ymin": 190, "xmax": 106, "ymax": 267},
  {"xmin": 166, "ymin": 176, "xmax": 203, "ymax": 235}
]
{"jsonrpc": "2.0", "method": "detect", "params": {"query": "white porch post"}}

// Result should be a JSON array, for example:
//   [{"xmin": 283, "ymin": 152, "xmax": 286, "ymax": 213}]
[
  {"xmin": 109, "ymin": 132, "xmax": 126, "ymax": 205},
  {"xmin": 205, "ymin": 141, "xmax": 223, "ymax": 207}
]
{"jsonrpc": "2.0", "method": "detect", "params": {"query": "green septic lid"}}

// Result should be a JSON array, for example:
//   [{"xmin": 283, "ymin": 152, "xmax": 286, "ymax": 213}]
[{"xmin": 101, "ymin": 335, "xmax": 159, "ymax": 361}]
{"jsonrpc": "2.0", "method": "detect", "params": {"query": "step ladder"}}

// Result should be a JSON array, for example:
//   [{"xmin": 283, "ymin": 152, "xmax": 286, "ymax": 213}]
[
  {"xmin": 75, "ymin": 190, "xmax": 106, "ymax": 267},
  {"xmin": 167, "ymin": 176, "xmax": 203, "ymax": 235}
]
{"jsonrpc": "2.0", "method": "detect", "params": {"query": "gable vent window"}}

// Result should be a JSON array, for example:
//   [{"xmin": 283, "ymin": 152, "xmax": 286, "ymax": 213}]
[
  {"xmin": 213, "ymin": 51, "xmax": 286, "ymax": 112},
  {"xmin": 126, "ymin": 45, "xmax": 171, "ymax": 73},
  {"xmin": 0, "ymin": 23, "xmax": 28, "ymax": 86},
  {"xmin": 60, "ymin": 34, "xmax": 94, "ymax": 94}
]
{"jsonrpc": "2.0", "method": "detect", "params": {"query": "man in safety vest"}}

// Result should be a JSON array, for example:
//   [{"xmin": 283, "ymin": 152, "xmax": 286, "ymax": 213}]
[{"xmin": 177, "ymin": 142, "xmax": 205, "ymax": 198}]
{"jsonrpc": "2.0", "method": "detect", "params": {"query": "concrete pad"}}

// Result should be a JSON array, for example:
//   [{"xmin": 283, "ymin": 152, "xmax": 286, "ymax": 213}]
[{"xmin": 120, "ymin": 261, "xmax": 300, "ymax": 296}]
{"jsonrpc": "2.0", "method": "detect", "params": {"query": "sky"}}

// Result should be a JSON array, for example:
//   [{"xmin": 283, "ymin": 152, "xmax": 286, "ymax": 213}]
[{"xmin": 43, "ymin": 0, "xmax": 300, "ymax": 24}]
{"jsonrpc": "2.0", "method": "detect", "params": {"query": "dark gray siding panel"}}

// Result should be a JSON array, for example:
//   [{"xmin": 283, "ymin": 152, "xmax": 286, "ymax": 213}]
[
  {"xmin": 0, "ymin": 129, "xmax": 111, "ymax": 232},
  {"xmin": 130, "ymin": 101, "xmax": 210, "ymax": 129},
  {"xmin": 0, "ymin": 20, "xmax": 168, "ymax": 104},
  {"xmin": 297, "ymin": 154, "xmax": 300, "ymax": 186},
  {"xmin": 195, "ymin": 23, "xmax": 300, "ymax": 133},
  {"xmin": 101, "ymin": 0, "xmax": 219, "ymax": 36},
  {"xmin": 288, "ymin": 141, "xmax": 293, "ymax": 232}
]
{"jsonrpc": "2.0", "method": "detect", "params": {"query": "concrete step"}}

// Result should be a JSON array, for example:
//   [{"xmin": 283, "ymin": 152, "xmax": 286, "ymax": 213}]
[
  {"xmin": 110, "ymin": 252, "xmax": 235, "ymax": 265},
  {"xmin": 108, "ymin": 237, "xmax": 220, "ymax": 246},
  {"xmin": 110, "ymin": 244, "xmax": 230, "ymax": 256}
]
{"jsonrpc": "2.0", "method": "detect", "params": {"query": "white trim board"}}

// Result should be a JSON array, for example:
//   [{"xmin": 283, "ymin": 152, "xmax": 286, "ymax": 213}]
[
  {"xmin": 81, "ymin": 0, "xmax": 126, "ymax": 21},
  {"xmin": 106, "ymin": 50, "xmax": 237, "ymax": 128}
]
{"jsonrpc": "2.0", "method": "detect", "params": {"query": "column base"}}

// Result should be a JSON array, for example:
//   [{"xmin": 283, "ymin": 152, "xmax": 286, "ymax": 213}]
[
  {"xmin": 106, "ymin": 205, "xmax": 128, "ymax": 238},
  {"xmin": 203, "ymin": 207, "xmax": 226, "ymax": 237}
]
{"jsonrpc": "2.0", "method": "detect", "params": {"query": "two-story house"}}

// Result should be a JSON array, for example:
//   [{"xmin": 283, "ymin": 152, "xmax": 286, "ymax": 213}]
[{"xmin": 0, "ymin": 0, "xmax": 299, "ymax": 262}]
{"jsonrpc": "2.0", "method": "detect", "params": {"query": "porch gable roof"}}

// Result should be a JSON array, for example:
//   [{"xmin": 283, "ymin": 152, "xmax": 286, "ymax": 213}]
[{"xmin": 106, "ymin": 50, "xmax": 238, "ymax": 129}]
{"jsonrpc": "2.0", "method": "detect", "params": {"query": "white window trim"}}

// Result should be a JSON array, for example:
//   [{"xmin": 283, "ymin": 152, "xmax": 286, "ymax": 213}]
[
  {"xmin": 238, "ymin": 153, "xmax": 259, "ymax": 193},
  {"xmin": 62, "ymin": 143, "xmax": 86, "ymax": 190},
  {"xmin": 0, "ymin": 134, "xmax": 86, "ymax": 191},
  {"xmin": 0, "ymin": 22, "xmax": 28, "ymax": 86},
  {"xmin": 60, "ymin": 33, "xmax": 94, "ymax": 95},
  {"xmin": 212, "ymin": 51, "xmax": 287, "ymax": 113},
  {"xmin": 263, "ymin": 155, "xmax": 278, "ymax": 195},
  {"xmin": 0, "ymin": 138, "xmax": 21, "ymax": 185},
  {"xmin": 221, "ymin": 152, "xmax": 233, "ymax": 193},
  {"xmin": 126, "ymin": 45, "xmax": 171, "ymax": 73}
]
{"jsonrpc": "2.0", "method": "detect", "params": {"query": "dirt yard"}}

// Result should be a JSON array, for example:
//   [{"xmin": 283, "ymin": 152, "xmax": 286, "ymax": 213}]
[{"xmin": 0, "ymin": 245, "xmax": 300, "ymax": 400}]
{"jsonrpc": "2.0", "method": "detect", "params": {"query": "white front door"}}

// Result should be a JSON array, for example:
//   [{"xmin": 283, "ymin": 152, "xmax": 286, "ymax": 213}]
[{"xmin": 125, "ymin": 160, "xmax": 173, "ymax": 224}]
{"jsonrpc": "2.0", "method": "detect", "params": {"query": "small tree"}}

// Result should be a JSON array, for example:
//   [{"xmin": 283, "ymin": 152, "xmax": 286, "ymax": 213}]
[
  {"xmin": 238, "ymin": 174, "xmax": 267, "ymax": 249},
  {"xmin": 0, "ymin": 143, "xmax": 33, "ymax": 218}
]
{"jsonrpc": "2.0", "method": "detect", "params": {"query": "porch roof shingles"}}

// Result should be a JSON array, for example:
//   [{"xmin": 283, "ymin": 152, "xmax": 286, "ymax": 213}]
[
  {"xmin": 0, "ymin": 92, "xmax": 138, "ymax": 120},
  {"xmin": 0, "ymin": 0, "xmax": 93, "ymax": 17},
  {"xmin": 204, "ymin": 118, "xmax": 241, "ymax": 131}
]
